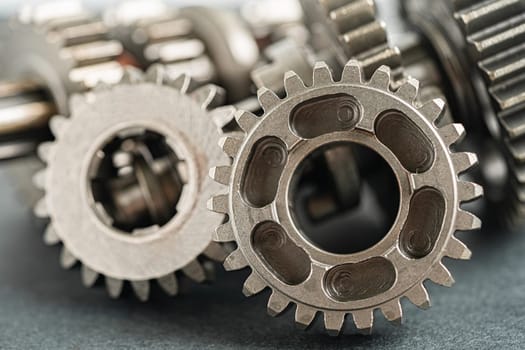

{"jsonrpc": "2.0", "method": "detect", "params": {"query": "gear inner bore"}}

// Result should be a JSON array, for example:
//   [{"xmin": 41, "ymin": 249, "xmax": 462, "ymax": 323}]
[
  {"xmin": 292, "ymin": 142, "xmax": 400, "ymax": 255},
  {"xmin": 89, "ymin": 128, "xmax": 185, "ymax": 234}
]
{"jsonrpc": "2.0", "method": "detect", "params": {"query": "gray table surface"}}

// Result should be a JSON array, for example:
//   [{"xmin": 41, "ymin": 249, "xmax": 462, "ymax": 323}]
[{"xmin": 0, "ymin": 165, "xmax": 524, "ymax": 350}]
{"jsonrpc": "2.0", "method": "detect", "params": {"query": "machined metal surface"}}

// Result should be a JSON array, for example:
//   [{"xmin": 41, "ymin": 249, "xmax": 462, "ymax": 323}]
[
  {"xmin": 209, "ymin": 61, "xmax": 482, "ymax": 334},
  {"xmin": 33, "ymin": 67, "xmax": 229, "ymax": 301}
]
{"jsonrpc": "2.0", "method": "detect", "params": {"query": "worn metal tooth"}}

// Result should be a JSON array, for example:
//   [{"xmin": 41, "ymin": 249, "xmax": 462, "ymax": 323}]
[
  {"xmin": 446, "ymin": 236, "xmax": 473, "ymax": 260},
  {"xmin": 120, "ymin": 67, "xmax": 143, "ymax": 84},
  {"xmin": 428, "ymin": 262, "xmax": 455, "ymax": 287},
  {"xmin": 213, "ymin": 222, "xmax": 235, "ymax": 243},
  {"xmin": 219, "ymin": 135, "xmax": 242, "ymax": 158},
  {"xmin": 439, "ymin": 123, "xmax": 466, "ymax": 147},
  {"xmin": 168, "ymin": 74, "xmax": 193, "ymax": 94},
  {"xmin": 105, "ymin": 277, "xmax": 124, "ymax": 299},
  {"xmin": 209, "ymin": 166, "xmax": 232, "ymax": 186},
  {"xmin": 341, "ymin": 60, "xmax": 364, "ymax": 83},
  {"xmin": 234, "ymin": 110, "xmax": 259, "ymax": 133},
  {"xmin": 131, "ymin": 281, "xmax": 150, "ymax": 302},
  {"xmin": 242, "ymin": 272, "xmax": 266, "ymax": 297},
  {"xmin": 458, "ymin": 181, "xmax": 484, "ymax": 202},
  {"xmin": 223, "ymin": 248, "xmax": 249, "ymax": 271},
  {"xmin": 341, "ymin": 21, "xmax": 387, "ymax": 57},
  {"xmin": 479, "ymin": 43, "xmax": 525, "ymax": 84},
  {"xmin": 202, "ymin": 242, "xmax": 228, "ymax": 262},
  {"xmin": 381, "ymin": 300, "xmax": 403, "ymax": 325},
  {"xmin": 81, "ymin": 265, "xmax": 99, "ymax": 287},
  {"xmin": 60, "ymin": 247, "xmax": 78, "ymax": 269},
  {"xmin": 191, "ymin": 85, "xmax": 225, "ymax": 110},
  {"xmin": 207, "ymin": 194, "xmax": 229, "ymax": 214},
  {"xmin": 267, "ymin": 290, "xmax": 290, "ymax": 317},
  {"xmin": 157, "ymin": 273, "xmax": 179, "ymax": 296},
  {"xmin": 368, "ymin": 65, "xmax": 391, "ymax": 90},
  {"xmin": 452, "ymin": 152, "xmax": 479, "ymax": 174},
  {"xmin": 294, "ymin": 304, "xmax": 318, "ymax": 330},
  {"xmin": 500, "ymin": 102, "xmax": 525, "ymax": 137},
  {"xmin": 284, "ymin": 71, "xmax": 307, "ymax": 96},
  {"xmin": 352, "ymin": 310, "xmax": 373, "ymax": 334},
  {"xmin": 312, "ymin": 62, "xmax": 334, "ymax": 86},
  {"xmin": 324, "ymin": 311, "xmax": 346, "ymax": 336},
  {"xmin": 182, "ymin": 260, "xmax": 207, "ymax": 283},
  {"xmin": 455, "ymin": 0, "xmax": 524, "ymax": 34},
  {"xmin": 33, "ymin": 169, "xmax": 47, "ymax": 190},
  {"xmin": 359, "ymin": 46, "xmax": 403, "ymax": 81},
  {"xmin": 419, "ymin": 98, "xmax": 446, "ymax": 123},
  {"xmin": 456, "ymin": 210, "xmax": 482, "ymax": 230},
  {"xmin": 257, "ymin": 87, "xmax": 281, "ymax": 112},
  {"xmin": 405, "ymin": 283, "xmax": 431, "ymax": 309},
  {"xmin": 61, "ymin": 40, "xmax": 124, "ymax": 66},
  {"xmin": 34, "ymin": 198, "xmax": 49, "ymax": 218},
  {"xmin": 59, "ymin": 20, "xmax": 108, "ymax": 45},
  {"xmin": 491, "ymin": 73, "xmax": 525, "ymax": 111},
  {"xmin": 210, "ymin": 106, "xmax": 237, "ymax": 130},
  {"xmin": 49, "ymin": 115, "xmax": 69, "ymax": 138},
  {"xmin": 329, "ymin": 0, "xmax": 376, "ymax": 33},
  {"xmin": 395, "ymin": 77, "xmax": 420, "ymax": 103},
  {"xmin": 43, "ymin": 225, "xmax": 60, "ymax": 246}
]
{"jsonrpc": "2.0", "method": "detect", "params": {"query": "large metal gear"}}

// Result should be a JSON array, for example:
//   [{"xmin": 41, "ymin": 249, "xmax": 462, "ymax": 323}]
[
  {"xmin": 209, "ymin": 61, "xmax": 482, "ymax": 334},
  {"xmin": 0, "ymin": 0, "xmax": 127, "ymax": 159},
  {"xmin": 33, "ymin": 66, "xmax": 229, "ymax": 301},
  {"xmin": 404, "ymin": 0, "xmax": 525, "ymax": 227}
]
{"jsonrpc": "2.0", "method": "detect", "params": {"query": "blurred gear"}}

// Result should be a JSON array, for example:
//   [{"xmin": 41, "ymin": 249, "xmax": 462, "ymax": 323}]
[
  {"xmin": 404, "ymin": 0, "xmax": 525, "ymax": 227},
  {"xmin": 209, "ymin": 61, "xmax": 482, "ymax": 334},
  {"xmin": 0, "ymin": 0, "xmax": 127, "ymax": 160},
  {"xmin": 33, "ymin": 67, "xmax": 228, "ymax": 301}
]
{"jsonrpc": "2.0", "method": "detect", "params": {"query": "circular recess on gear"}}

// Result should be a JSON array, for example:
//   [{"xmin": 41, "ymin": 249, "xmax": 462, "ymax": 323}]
[
  {"xmin": 291, "ymin": 142, "xmax": 400, "ymax": 255},
  {"xmin": 88, "ymin": 128, "xmax": 186, "ymax": 234}
]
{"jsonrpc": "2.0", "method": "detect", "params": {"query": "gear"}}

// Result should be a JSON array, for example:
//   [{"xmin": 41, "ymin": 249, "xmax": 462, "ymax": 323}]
[
  {"xmin": 209, "ymin": 61, "xmax": 482, "ymax": 334},
  {"xmin": 33, "ymin": 66, "xmax": 229, "ymax": 301},
  {"xmin": 404, "ymin": 0, "xmax": 525, "ymax": 227},
  {"xmin": 0, "ymin": 0, "xmax": 127, "ymax": 159}
]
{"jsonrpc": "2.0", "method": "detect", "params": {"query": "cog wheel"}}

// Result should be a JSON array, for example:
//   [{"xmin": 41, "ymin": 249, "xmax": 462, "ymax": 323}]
[
  {"xmin": 33, "ymin": 66, "xmax": 229, "ymax": 301},
  {"xmin": 209, "ymin": 61, "xmax": 482, "ymax": 334},
  {"xmin": 0, "ymin": 0, "xmax": 128, "ymax": 159}
]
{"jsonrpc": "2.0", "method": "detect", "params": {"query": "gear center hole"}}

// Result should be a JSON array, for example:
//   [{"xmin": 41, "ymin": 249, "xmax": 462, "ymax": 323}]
[
  {"xmin": 291, "ymin": 142, "xmax": 400, "ymax": 255},
  {"xmin": 89, "ymin": 128, "xmax": 186, "ymax": 234}
]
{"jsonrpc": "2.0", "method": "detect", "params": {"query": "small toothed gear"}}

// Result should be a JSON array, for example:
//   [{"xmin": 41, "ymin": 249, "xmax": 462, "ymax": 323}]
[
  {"xmin": 33, "ymin": 66, "xmax": 229, "ymax": 301},
  {"xmin": 300, "ymin": 0, "xmax": 403, "ymax": 79},
  {"xmin": 209, "ymin": 61, "xmax": 482, "ymax": 334},
  {"xmin": 0, "ymin": 0, "xmax": 127, "ymax": 159},
  {"xmin": 405, "ymin": 0, "xmax": 525, "ymax": 227}
]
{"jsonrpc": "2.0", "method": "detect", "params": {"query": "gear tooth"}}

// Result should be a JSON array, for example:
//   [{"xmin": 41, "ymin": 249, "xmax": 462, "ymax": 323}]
[
  {"xmin": 120, "ymin": 66, "xmax": 143, "ymax": 84},
  {"xmin": 209, "ymin": 166, "xmax": 232, "ymax": 186},
  {"xmin": 219, "ymin": 135, "xmax": 243, "ymax": 158},
  {"xmin": 234, "ymin": 110, "xmax": 259, "ymax": 133},
  {"xmin": 456, "ymin": 209, "xmax": 482, "ymax": 231},
  {"xmin": 368, "ymin": 65, "xmax": 392, "ymax": 90},
  {"xmin": 312, "ymin": 61, "xmax": 334, "ymax": 87},
  {"xmin": 213, "ymin": 222, "xmax": 235, "ymax": 242},
  {"xmin": 182, "ymin": 260, "xmax": 207, "ymax": 283},
  {"xmin": 211, "ymin": 106, "xmax": 237, "ymax": 131},
  {"xmin": 105, "ymin": 277, "xmax": 124, "ymax": 299},
  {"xmin": 452, "ymin": 152, "xmax": 479, "ymax": 174},
  {"xmin": 37, "ymin": 142, "xmax": 54, "ymax": 163},
  {"xmin": 439, "ymin": 123, "xmax": 466, "ymax": 147},
  {"xmin": 381, "ymin": 300, "xmax": 403, "ymax": 326},
  {"xmin": 458, "ymin": 181, "xmax": 484, "ymax": 203},
  {"xmin": 324, "ymin": 311, "xmax": 346, "ymax": 336},
  {"xmin": 242, "ymin": 271, "xmax": 267, "ymax": 297},
  {"xmin": 257, "ymin": 87, "xmax": 281, "ymax": 112},
  {"xmin": 341, "ymin": 60, "xmax": 364, "ymax": 83},
  {"xmin": 419, "ymin": 98, "xmax": 446, "ymax": 123},
  {"xmin": 49, "ymin": 115, "xmax": 69, "ymax": 138},
  {"xmin": 267, "ymin": 290, "xmax": 291, "ymax": 317},
  {"xmin": 81, "ymin": 265, "xmax": 99, "ymax": 288},
  {"xmin": 131, "ymin": 281, "xmax": 150, "ymax": 302},
  {"xmin": 446, "ymin": 236, "xmax": 472, "ymax": 260},
  {"xmin": 34, "ymin": 198, "xmax": 49, "ymax": 218},
  {"xmin": 428, "ymin": 262, "xmax": 455, "ymax": 287},
  {"xmin": 145, "ymin": 64, "xmax": 165, "ymax": 85},
  {"xmin": 169, "ymin": 74, "xmax": 193, "ymax": 94},
  {"xmin": 284, "ymin": 71, "xmax": 307, "ymax": 96},
  {"xmin": 223, "ymin": 248, "xmax": 249, "ymax": 271},
  {"xmin": 60, "ymin": 247, "xmax": 78, "ymax": 269},
  {"xmin": 352, "ymin": 310, "xmax": 374, "ymax": 335},
  {"xmin": 405, "ymin": 283, "xmax": 431, "ymax": 309},
  {"xmin": 33, "ymin": 169, "xmax": 47, "ymax": 190},
  {"xmin": 157, "ymin": 273, "xmax": 179, "ymax": 296},
  {"xmin": 43, "ymin": 225, "xmax": 60, "ymax": 246},
  {"xmin": 395, "ymin": 77, "xmax": 420, "ymax": 103},
  {"xmin": 207, "ymin": 194, "xmax": 229, "ymax": 214},
  {"xmin": 191, "ymin": 85, "xmax": 226, "ymax": 110},
  {"xmin": 294, "ymin": 304, "xmax": 318, "ymax": 330},
  {"xmin": 203, "ymin": 242, "xmax": 228, "ymax": 262}
]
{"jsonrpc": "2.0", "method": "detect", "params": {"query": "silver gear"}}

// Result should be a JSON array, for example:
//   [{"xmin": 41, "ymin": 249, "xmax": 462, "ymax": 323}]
[
  {"xmin": 33, "ymin": 66, "xmax": 228, "ymax": 301},
  {"xmin": 0, "ymin": 0, "xmax": 126, "ymax": 159},
  {"xmin": 209, "ymin": 61, "xmax": 482, "ymax": 334}
]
